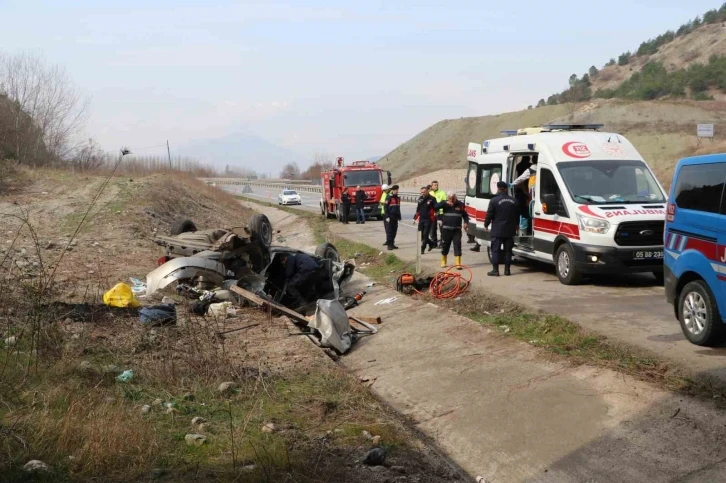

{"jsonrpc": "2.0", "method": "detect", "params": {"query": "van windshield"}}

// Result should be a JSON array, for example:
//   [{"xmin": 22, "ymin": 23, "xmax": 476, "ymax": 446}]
[
  {"xmin": 344, "ymin": 170, "xmax": 381, "ymax": 187},
  {"xmin": 557, "ymin": 160, "xmax": 665, "ymax": 204}
]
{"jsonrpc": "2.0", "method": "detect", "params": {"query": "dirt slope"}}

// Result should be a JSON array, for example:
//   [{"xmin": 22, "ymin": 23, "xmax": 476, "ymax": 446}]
[{"xmin": 385, "ymin": 99, "xmax": 726, "ymax": 188}]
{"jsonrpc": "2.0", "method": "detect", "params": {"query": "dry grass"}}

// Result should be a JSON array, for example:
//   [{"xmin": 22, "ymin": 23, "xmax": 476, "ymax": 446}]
[{"xmin": 0, "ymin": 172, "xmax": 457, "ymax": 482}]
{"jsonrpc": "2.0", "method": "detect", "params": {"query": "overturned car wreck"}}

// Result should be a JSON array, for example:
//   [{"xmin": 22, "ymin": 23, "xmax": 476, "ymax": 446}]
[{"xmin": 146, "ymin": 215, "xmax": 356, "ymax": 313}]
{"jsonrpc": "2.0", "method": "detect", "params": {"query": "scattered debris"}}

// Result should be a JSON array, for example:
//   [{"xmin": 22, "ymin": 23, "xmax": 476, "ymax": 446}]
[
  {"xmin": 183, "ymin": 392, "xmax": 195, "ymax": 401},
  {"xmin": 362, "ymin": 430, "xmax": 373, "ymax": 440},
  {"xmin": 218, "ymin": 381, "xmax": 237, "ymax": 393},
  {"xmin": 139, "ymin": 304, "xmax": 176, "ymax": 326},
  {"xmin": 152, "ymin": 398, "xmax": 164, "ymax": 407},
  {"xmin": 362, "ymin": 448, "xmax": 386, "ymax": 466},
  {"xmin": 115, "ymin": 370, "xmax": 134, "ymax": 382},
  {"xmin": 184, "ymin": 433, "xmax": 207, "ymax": 446},
  {"xmin": 191, "ymin": 417, "xmax": 206, "ymax": 426},
  {"xmin": 79, "ymin": 361, "xmax": 93, "ymax": 372},
  {"xmin": 375, "ymin": 297, "xmax": 398, "ymax": 306},
  {"xmin": 23, "ymin": 460, "xmax": 51, "ymax": 474},
  {"xmin": 4, "ymin": 336, "xmax": 17, "ymax": 347},
  {"xmin": 372, "ymin": 435, "xmax": 381, "ymax": 446},
  {"xmin": 261, "ymin": 422, "xmax": 277, "ymax": 433},
  {"xmin": 129, "ymin": 277, "xmax": 147, "ymax": 294},
  {"xmin": 366, "ymin": 282, "xmax": 376, "ymax": 287},
  {"xmin": 498, "ymin": 325, "xmax": 511, "ymax": 334},
  {"xmin": 208, "ymin": 302, "xmax": 233, "ymax": 318},
  {"xmin": 141, "ymin": 405, "xmax": 151, "ymax": 414},
  {"xmin": 103, "ymin": 283, "xmax": 140, "ymax": 308}
]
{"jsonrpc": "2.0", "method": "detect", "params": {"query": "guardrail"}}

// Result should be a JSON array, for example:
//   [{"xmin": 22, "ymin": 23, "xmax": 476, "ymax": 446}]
[{"xmin": 206, "ymin": 179, "xmax": 463, "ymax": 204}]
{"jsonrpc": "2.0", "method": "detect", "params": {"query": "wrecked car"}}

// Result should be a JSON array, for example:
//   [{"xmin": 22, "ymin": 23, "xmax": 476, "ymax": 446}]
[{"xmin": 146, "ymin": 214, "xmax": 355, "ymax": 311}]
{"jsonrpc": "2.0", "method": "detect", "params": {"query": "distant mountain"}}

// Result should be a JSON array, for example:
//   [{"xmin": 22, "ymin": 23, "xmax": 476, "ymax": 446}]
[{"xmin": 178, "ymin": 132, "xmax": 310, "ymax": 177}]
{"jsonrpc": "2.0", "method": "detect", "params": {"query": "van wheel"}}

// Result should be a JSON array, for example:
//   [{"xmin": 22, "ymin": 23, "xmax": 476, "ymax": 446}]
[
  {"xmin": 652, "ymin": 271, "xmax": 664, "ymax": 286},
  {"xmin": 678, "ymin": 280, "xmax": 724, "ymax": 346},
  {"xmin": 486, "ymin": 246, "xmax": 492, "ymax": 264},
  {"xmin": 555, "ymin": 244, "xmax": 582, "ymax": 285}
]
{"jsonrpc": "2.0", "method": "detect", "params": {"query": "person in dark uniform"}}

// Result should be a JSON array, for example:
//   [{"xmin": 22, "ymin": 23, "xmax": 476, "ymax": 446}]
[
  {"xmin": 435, "ymin": 192, "xmax": 469, "ymax": 269},
  {"xmin": 384, "ymin": 185, "xmax": 401, "ymax": 250},
  {"xmin": 413, "ymin": 186, "xmax": 437, "ymax": 254},
  {"xmin": 281, "ymin": 252, "xmax": 321, "ymax": 307},
  {"xmin": 340, "ymin": 190, "xmax": 351, "ymax": 224},
  {"xmin": 484, "ymin": 181, "xmax": 520, "ymax": 277},
  {"xmin": 354, "ymin": 186, "xmax": 366, "ymax": 224}
]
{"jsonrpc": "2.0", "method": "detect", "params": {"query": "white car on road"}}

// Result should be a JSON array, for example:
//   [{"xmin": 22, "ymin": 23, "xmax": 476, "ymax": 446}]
[{"xmin": 278, "ymin": 189, "xmax": 302, "ymax": 206}]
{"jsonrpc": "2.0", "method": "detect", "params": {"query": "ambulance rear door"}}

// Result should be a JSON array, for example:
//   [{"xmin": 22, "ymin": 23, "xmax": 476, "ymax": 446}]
[{"xmin": 468, "ymin": 152, "xmax": 509, "ymax": 242}]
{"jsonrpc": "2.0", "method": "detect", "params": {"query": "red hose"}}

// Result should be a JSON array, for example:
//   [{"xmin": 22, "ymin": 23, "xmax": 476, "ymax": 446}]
[{"xmin": 428, "ymin": 266, "xmax": 472, "ymax": 299}]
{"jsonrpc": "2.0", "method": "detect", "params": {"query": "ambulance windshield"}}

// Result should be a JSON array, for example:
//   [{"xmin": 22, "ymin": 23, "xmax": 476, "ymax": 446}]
[
  {"xmin": 558, "ymin": 160, "xmax": 665, "ymax": 204},
  {"xmin": 344, "ymin": 170, "xmax": 381, "ymax": 187}
]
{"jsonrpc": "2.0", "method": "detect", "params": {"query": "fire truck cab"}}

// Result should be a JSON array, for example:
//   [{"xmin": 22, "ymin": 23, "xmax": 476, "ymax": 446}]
[
  {"xmin": 320, "ymin": 158, "xmax": 391, "ymax": 221},
  {"xmin": 465, "ymin": 124, "xmax": 668, "ymax": 285}
]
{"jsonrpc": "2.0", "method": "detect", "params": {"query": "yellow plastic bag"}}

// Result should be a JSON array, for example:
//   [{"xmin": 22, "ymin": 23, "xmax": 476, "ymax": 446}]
[{"xmin": 103, "ymin": 283, "xmax": 140, "ymax": 308}]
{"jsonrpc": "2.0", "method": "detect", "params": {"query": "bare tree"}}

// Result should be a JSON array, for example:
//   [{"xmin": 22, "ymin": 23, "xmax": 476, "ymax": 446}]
[
  {"xmin": 280, "ymin": 162, "xmax": 300, "ymax": 179},
  {"xmin": 71, "ymin": 138, "xmax": 106, "ymax": 171},
  {"xmin": 0, "ymin": 51, "xmax": 89, "ymax": 166}
]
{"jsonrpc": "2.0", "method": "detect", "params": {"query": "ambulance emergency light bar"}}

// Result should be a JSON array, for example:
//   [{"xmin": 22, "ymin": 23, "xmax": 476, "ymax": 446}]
[
  {"xmin": 542, "ymin": 124, "xmax": 604, "ymax": 131},
  {"xmin": 500, "ymin": 130, "xmax": 518, "ymax": 136}
]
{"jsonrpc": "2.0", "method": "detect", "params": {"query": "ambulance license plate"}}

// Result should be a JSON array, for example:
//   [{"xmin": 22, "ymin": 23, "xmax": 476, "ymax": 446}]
[{"xmin": 633, "ymin": 250, "xmax": 663, "ymax": 260}]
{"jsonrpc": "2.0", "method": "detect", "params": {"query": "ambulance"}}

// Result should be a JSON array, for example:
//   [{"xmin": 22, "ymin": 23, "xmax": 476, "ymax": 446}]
[{"xmin": 465, "ymin": 124, "xmax": 667, "ymax": 285}]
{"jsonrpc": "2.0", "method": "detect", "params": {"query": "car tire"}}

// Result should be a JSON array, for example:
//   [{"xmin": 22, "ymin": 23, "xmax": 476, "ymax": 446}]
[
  {"xmin": 555, "ymin": 243, "xmax": 582, "ymax": 285},
  {"xmin": 678, "ymin": 280, "xmax": 725, "ymax": 346},
  {"xmin": 315, "ymin": 242, "xmax": 341, "ymax": 263},
  {"xmin": 170, "ymin": 219, "xmax": 197, "ymax": 236},
  {"xmin": 486, "ymin": 246, "xmax": 492, "ymax": 264},
  {"xmin": 652, "ymin": 271, "xmax": 665, "ymax": 286},
  {"xmin": 248, "ymin": 214, "xmax": 273, "ymax": 247}
]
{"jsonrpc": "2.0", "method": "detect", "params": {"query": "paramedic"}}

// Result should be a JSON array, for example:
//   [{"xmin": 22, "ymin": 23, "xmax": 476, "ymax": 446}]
[
  {"xmin": 413, "ymin": 186, "xmax": 437, "ymax": 254},
  {"xmin": 429, "ymin": 180, "xmax": 447, "ymax": 247},
  {"xmin": 384, "ymin": 185, "xmax": 402, "ymax": 250},
  {"xmin": 484, "ymin": 181, "xmax": 519, "ymax": 277},
  {"xmin": 380, "ymin": 184, "xmax": 391, "ymax": 245},
  {"xmin": 435, "ymin": 193, "xmax": 469, "ymax": 269},
  {"xmin": 512, "ymin": 155, "xmax": 537, "ymax": 234},
  {"xmin": 281, "ymin": 252, "xmax": 321, "ymax": 307}
]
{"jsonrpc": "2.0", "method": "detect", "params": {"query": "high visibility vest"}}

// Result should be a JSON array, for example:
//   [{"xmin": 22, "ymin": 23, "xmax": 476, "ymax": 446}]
[{"xmin": 379, "ymin": 192, "xmax": 388, "ymax": 214}]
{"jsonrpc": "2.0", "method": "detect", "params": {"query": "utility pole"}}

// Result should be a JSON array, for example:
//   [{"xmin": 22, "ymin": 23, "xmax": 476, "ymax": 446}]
[{"xmin": 166, "ymin": 140, "xmax": 172, "ymax": 169}]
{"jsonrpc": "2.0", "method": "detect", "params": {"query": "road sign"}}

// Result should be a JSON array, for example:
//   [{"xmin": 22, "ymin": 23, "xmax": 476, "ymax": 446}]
[{"xmin": 697, "ymin": 124, "xmax": 714, "ymax": 138}]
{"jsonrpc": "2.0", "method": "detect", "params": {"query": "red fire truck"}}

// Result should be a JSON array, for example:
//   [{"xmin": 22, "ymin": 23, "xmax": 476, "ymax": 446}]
[{"xmin": 320, "ymin": 157, "xmax": 391, "ymax": 221}]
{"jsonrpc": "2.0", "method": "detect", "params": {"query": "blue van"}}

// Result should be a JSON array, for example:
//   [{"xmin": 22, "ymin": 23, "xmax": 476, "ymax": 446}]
[{"xmin": 665, "ymin": 154, "xmax": 726, "ymax": 346}]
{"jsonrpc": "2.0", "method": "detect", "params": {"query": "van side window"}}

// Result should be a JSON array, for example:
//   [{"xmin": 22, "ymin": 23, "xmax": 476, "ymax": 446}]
[
  {"xmin": 674, "ymin": 164, "xmax": 726, "ymax": 214},
  {"xmin": 539, "ymin": 168, "xmax": 569, "ymax": 217},
  {"xmin": 478, "ymin": 164, "xmax": 502, "ymax": 199},
  {"xmin": 466, "ymin": 162, "xmax": 478, "ymax": 198}
]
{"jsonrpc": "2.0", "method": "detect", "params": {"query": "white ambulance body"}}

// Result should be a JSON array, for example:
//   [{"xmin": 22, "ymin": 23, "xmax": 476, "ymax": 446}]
[{"xmin": 465, "ymin": 124, "xmax": 667, "ymax": 285}]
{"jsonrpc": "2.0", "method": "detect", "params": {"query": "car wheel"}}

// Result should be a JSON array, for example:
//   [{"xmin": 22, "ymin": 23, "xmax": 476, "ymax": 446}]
[
  {"xmin": 315, "ymin": 242, "xmax": 340, "ymax": 263},
  {"xmin": 248, "ymin": 214, "xmax": 273, "ymax": 247},
  {"xmin": 652, "ymin": 271, "xmax": 664, "ymax": 286},
  {"xmin": 170, "ymin": 219, "xmax": 197, "ymax": 236},
  {"xmin": 678, "ymin": 280, "xmax": 725, "ymax": 346},
  {"xmin": 555, "ymin": 244, "xmax": 582, "ymax": 285},
  {"xmin": 486, "ymin": 245, "xmax": 492, "ymax": 264}
]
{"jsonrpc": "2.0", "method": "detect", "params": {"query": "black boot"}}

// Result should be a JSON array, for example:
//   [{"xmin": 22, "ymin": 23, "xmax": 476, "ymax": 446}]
[
  {"xmin": 470, "ymin": 245, "xmax": 480, "ymax": 252},
  {"xmin": 504, "ymin": 266, "xmax": 511, "ymax": 276},
  {"xmin": 487, "ymin": 267, "xmax": 500, "ymax": 277}
]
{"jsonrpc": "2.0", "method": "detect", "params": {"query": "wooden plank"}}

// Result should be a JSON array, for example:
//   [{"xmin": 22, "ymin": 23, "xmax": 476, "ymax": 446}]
[{"xmin": 230, "ymin": 285, "xmax": 309, "ymax": 325}]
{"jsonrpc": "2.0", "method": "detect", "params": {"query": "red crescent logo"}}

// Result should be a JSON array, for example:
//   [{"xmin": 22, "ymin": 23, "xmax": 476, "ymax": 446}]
[
  {"xmin": 578, "ymin": 205, "xmax": 605, "ymax": 218},
  {"xmin": 562, "ymin": 142, "xmax": 591, "ymax": 159}
]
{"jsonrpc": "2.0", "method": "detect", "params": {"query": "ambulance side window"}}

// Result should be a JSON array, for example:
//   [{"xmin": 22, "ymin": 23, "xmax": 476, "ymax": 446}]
[
  {"xmin": 540, "ymin": 168, "xmax": 569, "ymax": 217},
  {"xmin": 466, "ymin": 162, "xmax": 478, "ymax": 198},
  {"xmin": 478, "ymin": 164, "xmax": 502, "ymax": 199}
]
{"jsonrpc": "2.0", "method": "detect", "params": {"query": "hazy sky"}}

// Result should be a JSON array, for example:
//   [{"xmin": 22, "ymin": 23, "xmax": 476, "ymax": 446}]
[{"xmin": 0, "ymin": 0, "xmax": 719, "ymax": 166}]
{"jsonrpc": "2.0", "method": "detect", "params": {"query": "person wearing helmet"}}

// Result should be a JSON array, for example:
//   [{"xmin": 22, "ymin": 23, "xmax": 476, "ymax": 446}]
[
  {"xmin": 434, "ymin": 192, "xmax": 469, "ymax": 269},
  {"xmin": 380, "ymin": 183, "xmax": 391, "ymax": 245}
]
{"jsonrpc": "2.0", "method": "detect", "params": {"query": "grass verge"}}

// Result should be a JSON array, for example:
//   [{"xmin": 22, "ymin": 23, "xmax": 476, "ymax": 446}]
[{"xmin": 241, "ymin": 196, "xmax": 726, "ymax": 402}]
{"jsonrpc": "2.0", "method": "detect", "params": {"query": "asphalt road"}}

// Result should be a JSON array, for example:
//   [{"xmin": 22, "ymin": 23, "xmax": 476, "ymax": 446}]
[{"xmin": 231, "ymin": 185, "xmax": 726, "ymax": 383}]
